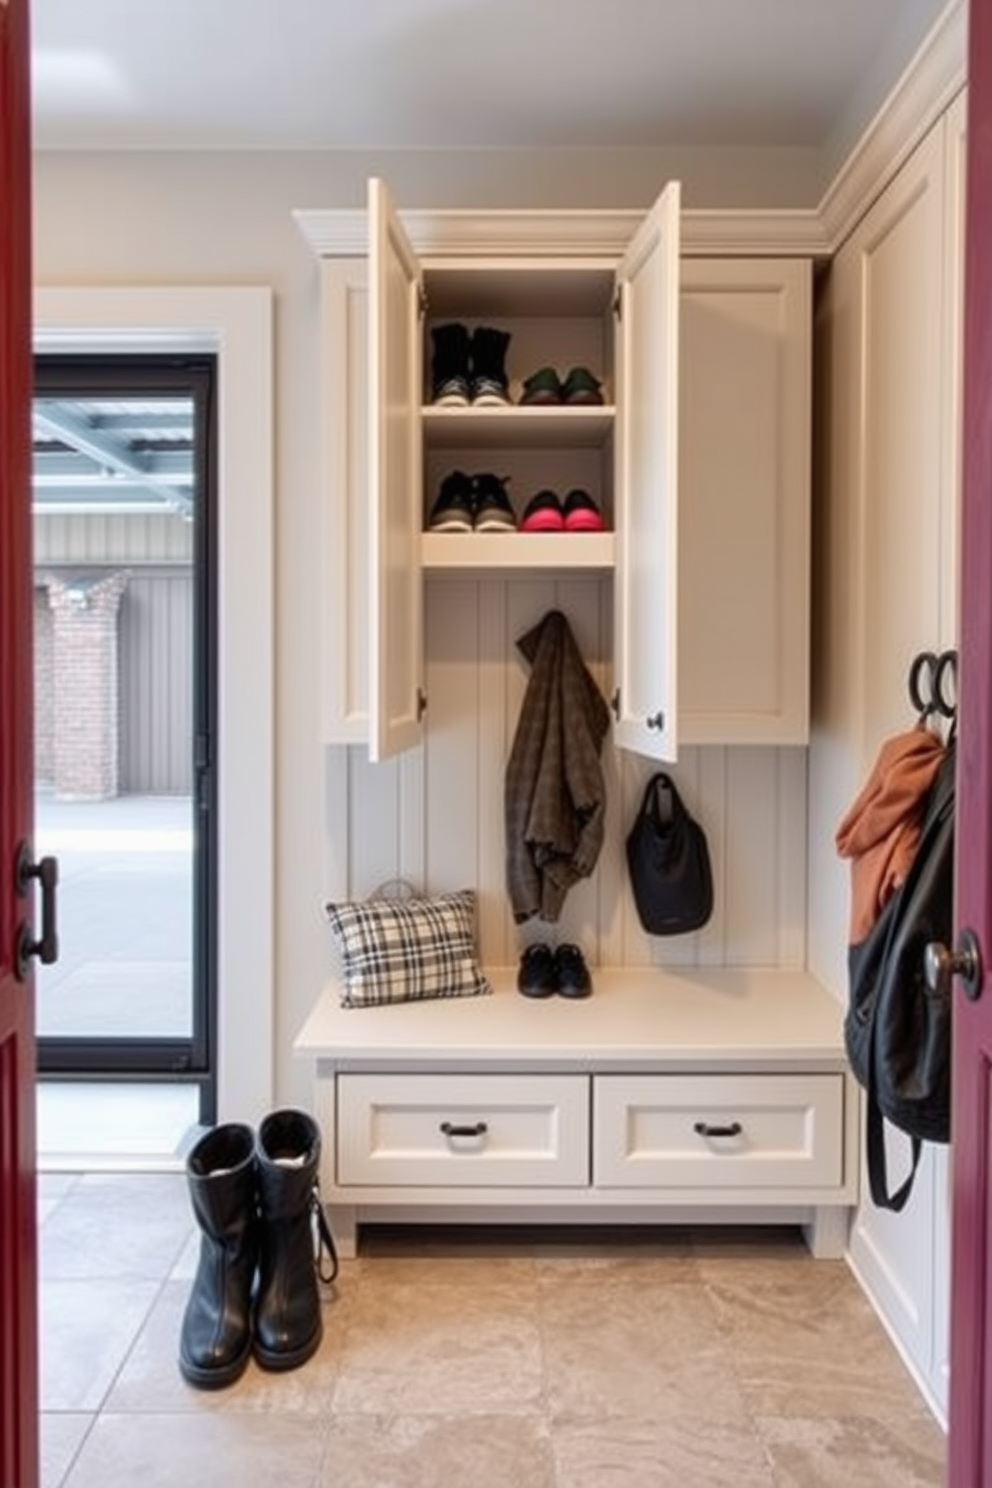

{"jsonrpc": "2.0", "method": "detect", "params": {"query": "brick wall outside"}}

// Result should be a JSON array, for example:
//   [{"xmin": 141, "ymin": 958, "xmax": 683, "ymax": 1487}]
[{"xmin": 40, "ymin": 571, "xmax": 129, "ymax": 799}]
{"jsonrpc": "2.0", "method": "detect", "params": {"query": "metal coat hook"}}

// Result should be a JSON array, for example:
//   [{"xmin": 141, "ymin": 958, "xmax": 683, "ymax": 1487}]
[{"xmin": 908, "ymin": 649, "xmax": 957, "ymax": 732}]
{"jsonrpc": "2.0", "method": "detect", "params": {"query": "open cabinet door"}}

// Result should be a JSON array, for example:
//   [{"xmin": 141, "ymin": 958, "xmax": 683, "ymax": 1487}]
[
  {"xmin": 946, "ymin": 4, "xmax": 992, "ymax": 1479},
  {"xmin": 0, "ymin": 1, "xmax": 40, "ymax": 1484},
  {"xmin": 613, "ymin": 181, "xmax": 681, "ymax": 761},
  {"xmin": 367, "ymin": 177, "xmax": 425, "ymax": 763}
]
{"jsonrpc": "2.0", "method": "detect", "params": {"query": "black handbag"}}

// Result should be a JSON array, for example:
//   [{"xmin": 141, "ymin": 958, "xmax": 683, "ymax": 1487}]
[{"xmin": 625, "ymin": 773, "xmax": 714, "ymax": 935}]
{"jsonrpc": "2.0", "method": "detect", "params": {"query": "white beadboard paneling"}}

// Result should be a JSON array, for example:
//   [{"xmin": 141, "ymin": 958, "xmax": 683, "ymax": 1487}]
[
  {"xmin": 424, "ymin": 579, "xmax": 482, "ymax": 898},
  {"xmin": 777, "ymin": 746, "xmax": 809, "ymax": 966},
  {"xmin": 325, "ymin": 573, "xmax": 808, "ymax": 975},
  {"xmin": 347, "ymin": 745, "xmax": 406, "ymax": 894},
  {"xmin": 478, "ymin": 582, "xmax": 512, "ymax": 962},
  {"xmin": 723, "ymin": 748, "xmax": 789, "ymax": 966}
]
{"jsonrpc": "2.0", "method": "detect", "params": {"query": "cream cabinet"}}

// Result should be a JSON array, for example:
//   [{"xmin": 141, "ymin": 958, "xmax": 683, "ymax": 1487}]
[
  {"xmin": 300, "ymin": 187, "xmax": 812, "ymax": 762},
  {"xmin": 677, "ymin": 258, "xmax": 811, "ymax": 744},
  {"xmin": 295, "ymin": 967, "xmax": 857, "ymax": 1260},
  {"xmin": 809, "ymin": 93, "xmax": 966, "ymax": 1422}
]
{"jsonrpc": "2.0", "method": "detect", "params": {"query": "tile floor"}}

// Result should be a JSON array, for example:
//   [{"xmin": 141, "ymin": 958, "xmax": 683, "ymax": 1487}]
[{"xmin": 38, "ymin": 1173, "xmax": 947, "ymax": 1488}]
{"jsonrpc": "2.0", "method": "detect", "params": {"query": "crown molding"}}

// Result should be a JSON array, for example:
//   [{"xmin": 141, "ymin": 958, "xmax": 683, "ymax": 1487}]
[
  {"xmin": 294, "ymin": 204, "xmax": 830, "ymax": 261},
  {"xmin": 817, "ymin": 0, "xmax": 966, "ymax": 252},
  {"xmin": 294, "ymin": 0, "xmax": 966, "ymax": 266}
]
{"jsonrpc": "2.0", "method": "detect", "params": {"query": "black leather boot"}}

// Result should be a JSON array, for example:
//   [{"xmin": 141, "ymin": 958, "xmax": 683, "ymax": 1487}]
[
  {"xmin": 430, "ymin": 321, "xmax": 471, "ymax": 405},
  {"xmin": 178, "ymin": 1122, "xmax": 258, "ymax": 1389},
  {"xmin": 253, "ymin": 1108, "xmax": 325, "ymax": 1371},
  {"xmin": 469, "ymin": 325, "xmax": 512, "ymax": 405}
]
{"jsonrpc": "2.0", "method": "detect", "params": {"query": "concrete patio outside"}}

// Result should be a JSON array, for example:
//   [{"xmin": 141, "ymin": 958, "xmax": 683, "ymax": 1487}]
[{"xmin": 32, "ymin": 791, "xmax": 200, "ymax": 1165}]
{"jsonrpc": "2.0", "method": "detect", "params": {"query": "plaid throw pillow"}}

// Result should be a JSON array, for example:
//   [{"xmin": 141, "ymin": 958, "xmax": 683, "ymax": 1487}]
[{"xmin": 324, "ymin": 889, "xmax": 491, "ymax": 1008}]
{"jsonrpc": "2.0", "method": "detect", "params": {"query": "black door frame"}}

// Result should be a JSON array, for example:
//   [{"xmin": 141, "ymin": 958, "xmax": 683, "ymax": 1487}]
[{"xmin": 32, "ymin": 353, "xmax": 218, "ymax": 1123}]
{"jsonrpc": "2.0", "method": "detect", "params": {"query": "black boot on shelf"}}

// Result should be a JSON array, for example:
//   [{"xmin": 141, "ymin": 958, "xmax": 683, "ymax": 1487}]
[
  {"xmin": 178, "ymin": 1122, "xmax": 259, "ymax": 1389},
  {"xmin": 430, "ymin": 321, "xmax": 472, "ymax": 406},
  {"xmin": 253, "ymin": 1108, "xmax": 331, "ymax": 1372},
  {"xmin": 469, "ymin": 326, "xmax": 512, "ymax": 405}
]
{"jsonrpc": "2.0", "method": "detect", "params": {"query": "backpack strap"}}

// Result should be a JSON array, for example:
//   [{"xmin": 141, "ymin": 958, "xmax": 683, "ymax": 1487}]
[{"xmin": 865, "ymin": 1089, "xmax": 923, "ymax": 1212}]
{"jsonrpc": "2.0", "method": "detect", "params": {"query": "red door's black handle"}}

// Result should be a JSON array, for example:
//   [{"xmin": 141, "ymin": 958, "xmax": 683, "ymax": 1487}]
[{"xmin": 14, "ymin": 840, "xmax": 59, "ymax": 980}]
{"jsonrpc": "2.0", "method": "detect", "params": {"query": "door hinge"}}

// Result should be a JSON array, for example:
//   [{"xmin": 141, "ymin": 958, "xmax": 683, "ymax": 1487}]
[
  {"xmin": 418, "ymin": 285, "xmax": 429, "ymax": 319},
  {"xmin": 612, "ymin": 289, "xmax": 622, "ymax": 321},
  {"xmin": 610, "ymin": 689, "xmax": 621, "ymax": 720}
]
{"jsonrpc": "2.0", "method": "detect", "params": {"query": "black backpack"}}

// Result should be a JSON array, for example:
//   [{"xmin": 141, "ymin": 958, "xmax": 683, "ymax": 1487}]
[{"xmin": 844, "ymin": 740, "xmax": 955, "ymax": 1211}]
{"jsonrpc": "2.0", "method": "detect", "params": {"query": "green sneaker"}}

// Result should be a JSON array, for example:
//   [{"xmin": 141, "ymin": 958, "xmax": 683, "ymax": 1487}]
[
  {"xmin": 520, "ymin": 366, "xmax": 563, "ymax": 405},
  {"xmin": 561, "ymin": 366, "xmax": 604, "ymax": 405}
]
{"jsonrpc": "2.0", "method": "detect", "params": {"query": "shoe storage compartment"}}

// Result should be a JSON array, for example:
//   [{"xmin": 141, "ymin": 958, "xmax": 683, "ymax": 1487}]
[
  {"xmin": 304, "ymin": 192, "xmax": 809, "ymax": 758},
  {"xmin": 423, "ymin": 260, "xmax": 617, "ymax": 541}
]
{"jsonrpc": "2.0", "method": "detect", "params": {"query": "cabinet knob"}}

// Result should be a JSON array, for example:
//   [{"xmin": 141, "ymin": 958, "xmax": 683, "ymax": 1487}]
[
  {"xmin": 646, "ymin": 710, "xmax": 665, "ymax": 731},
  {"xmin": 693, "ymin": 1121, "xmax": 743, "ymax": 1140},
  {"xmin": 440, "ymin": 1120, "xmax": 488, "ymax": 1140}
]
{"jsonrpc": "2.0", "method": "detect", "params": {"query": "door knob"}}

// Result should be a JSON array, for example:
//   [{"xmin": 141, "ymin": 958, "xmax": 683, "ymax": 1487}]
[
  {"xmin": 14, "ymin": 840, "xmax": 59, "ymax": 981},
  {"xmin": 924, "ymin": 928, "xmax": 982, "ymax": 1002}
]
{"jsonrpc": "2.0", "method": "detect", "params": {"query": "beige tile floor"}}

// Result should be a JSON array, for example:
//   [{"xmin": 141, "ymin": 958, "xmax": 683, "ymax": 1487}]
[{"xmin": 38, "ymin": 1172, "xmax": 947, "ymax": 1488}]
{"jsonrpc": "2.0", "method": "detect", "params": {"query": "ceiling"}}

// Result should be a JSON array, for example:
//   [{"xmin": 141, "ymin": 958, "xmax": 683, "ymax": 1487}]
[{"xmin": 30, "ymin": 0, "xmax": 953, "ymax": 155}]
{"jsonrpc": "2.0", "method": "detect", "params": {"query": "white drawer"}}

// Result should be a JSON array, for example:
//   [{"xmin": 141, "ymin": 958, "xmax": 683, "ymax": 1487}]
[
  {"xmin": 594, "ymin": 1073, "xmax": 844, "ymax": 1189},
  {"xmin": 337, "ymin": 1073, "xmax": 590, "ymax": 1188}
]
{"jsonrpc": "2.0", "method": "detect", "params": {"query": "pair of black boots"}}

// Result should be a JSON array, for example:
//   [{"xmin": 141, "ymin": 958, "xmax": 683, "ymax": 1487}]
[
  {"xmin": 431, "ymin": 322, "xmax": 511, "ymax": 406},
  {"xmin": 179, "ymin": 1108, "xmax": 337, "ymax": 1389}
]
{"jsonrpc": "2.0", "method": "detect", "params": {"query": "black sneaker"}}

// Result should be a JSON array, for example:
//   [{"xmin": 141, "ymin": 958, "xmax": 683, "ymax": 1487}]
[
  {"xmin": 555, "ymin": 944, "xmax": 592, "ymax": 998},
  {"xmin": 473, "ymin": 473, "xmax": 516, "ymax": 532},
  {"xmin": 428, "ymin": 471, "xmax": 475, "ymax": 532},
  {"xmin": 517, "ymin": 943, "xmax": 557, "ymax": 998}
]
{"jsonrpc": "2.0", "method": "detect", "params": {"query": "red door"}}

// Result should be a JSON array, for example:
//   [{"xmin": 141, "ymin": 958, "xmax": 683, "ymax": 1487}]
[
  {"xmin": 0, "ymin": 1, "xmax": 39, "ymax": 1485},
  {"xmin": 947, "ymin": 1, "xmax": 992, "ymax": 1481}
]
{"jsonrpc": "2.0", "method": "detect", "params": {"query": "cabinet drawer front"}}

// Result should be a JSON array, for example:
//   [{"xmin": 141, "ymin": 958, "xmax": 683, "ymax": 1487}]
[
  {"xmin": 338, "ymin": 1073, "xmax": 590, "ymax": 1187},
  {"xmin": 594, "ymin": 1074, "xmax": 844, "ymax": 1189}
]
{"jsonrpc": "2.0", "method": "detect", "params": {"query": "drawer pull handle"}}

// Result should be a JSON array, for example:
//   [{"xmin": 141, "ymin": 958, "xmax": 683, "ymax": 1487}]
[
  {"xmin": 440, "ymin": 1120, "xmax": 488, "ymax": 1139},
  {"xmin": 693, "ymin": 1121, "xmax": 743, "ymax": 1139}
]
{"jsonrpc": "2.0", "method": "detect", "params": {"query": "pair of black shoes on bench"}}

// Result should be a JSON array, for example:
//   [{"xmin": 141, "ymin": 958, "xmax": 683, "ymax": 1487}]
[{"xmin": 517, "ymin": 942, "xmax": 592, "ymax": 999}]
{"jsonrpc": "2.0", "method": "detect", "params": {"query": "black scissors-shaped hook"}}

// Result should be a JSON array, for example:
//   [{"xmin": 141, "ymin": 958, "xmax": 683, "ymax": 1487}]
[{"xmin": 908, "ymin": 649, "xmax": 957, "ymax": 726}]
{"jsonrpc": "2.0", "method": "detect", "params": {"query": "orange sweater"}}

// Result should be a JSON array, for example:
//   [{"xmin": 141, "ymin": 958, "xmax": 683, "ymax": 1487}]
[{"xmin": 835, "ymin": 726, "xmax": 945, "ymax": 943}]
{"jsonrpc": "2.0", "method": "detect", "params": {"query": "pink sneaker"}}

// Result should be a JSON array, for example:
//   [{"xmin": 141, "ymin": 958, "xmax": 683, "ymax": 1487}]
[
  {"xmin": 562, "ymin": 489, "xmax": 605, "ymax": 532},
  {"xmin": 520, "ymin": 489, "xmax": 565, "ymax": 532}
]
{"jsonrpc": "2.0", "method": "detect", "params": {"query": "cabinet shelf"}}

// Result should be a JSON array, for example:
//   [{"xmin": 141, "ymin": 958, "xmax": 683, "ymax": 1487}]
[
  {"xmin": 423, "ymin": 404, "xmax": 615, "ymax": 450},
  {"xmin": 421, "ymin": 531, "xmax": 615, "ymax": 570}
]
